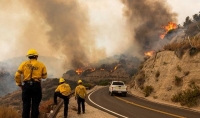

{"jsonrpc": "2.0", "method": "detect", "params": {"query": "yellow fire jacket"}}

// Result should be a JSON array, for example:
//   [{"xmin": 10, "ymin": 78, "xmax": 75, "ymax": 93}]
[
  {"xmin": 75, "ymin": 85, "xmax": 87, "ymax": 99},
  {"xmin": 55, "ymin": 83, "xmax": 71, "ymax": 96},
  {"xmin": 14, "ymin": 59, "xmax": 47, "ymax": 86}
]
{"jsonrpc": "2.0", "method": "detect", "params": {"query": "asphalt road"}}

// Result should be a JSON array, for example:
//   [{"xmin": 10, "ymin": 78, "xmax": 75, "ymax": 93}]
[{"xmin": 86, "ymin": 86, "xmax": 200, "ymax": 118}]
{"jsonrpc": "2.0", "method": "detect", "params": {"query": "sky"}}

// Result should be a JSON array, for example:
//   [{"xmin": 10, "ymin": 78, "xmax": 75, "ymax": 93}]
[
  {"xmin": 167, "ymin": 0, "xmax": 200, "ymax": 24},
  {"xmin": 0, "ymin": 0, "xmax": 199, "ymax": 78}
]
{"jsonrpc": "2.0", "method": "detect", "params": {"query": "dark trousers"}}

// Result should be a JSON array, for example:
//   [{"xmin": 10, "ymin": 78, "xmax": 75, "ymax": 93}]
[
  {"xmin": 54, "ymin": 92, "xmax": 69, "ymax": 117},
  {"xmin": 77, "ymin": 96, "xmax": 85, "ymax": 113},
  {"xmin": 22, "ymin": 82, "xmax": 42, "ymax": 118}
]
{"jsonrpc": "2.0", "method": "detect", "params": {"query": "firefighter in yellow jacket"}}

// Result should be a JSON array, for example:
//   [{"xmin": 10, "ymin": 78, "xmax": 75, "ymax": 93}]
[
  {"xmin": 14, "ymin": 49, "xmax": 47, "ymax": 118},
  {"xmin": 75, "ymin": 79, "xmax": 87, "ymax": 114},
  {"xmin": 54, "ymin": 78, "xmax": 71, "ymax": 118}
]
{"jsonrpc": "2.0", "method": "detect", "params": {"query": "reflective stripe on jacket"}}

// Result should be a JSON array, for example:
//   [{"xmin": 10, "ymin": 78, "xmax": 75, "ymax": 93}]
[
  {"xmin": 75, "ymin": 85, "xmax": 87, "ymax": 99},
  {"xmin": 55, "ymin": 83, "xmax": 71, "ymax": 96},
  {"xmin": 14, "ymin": 59, "xmax": 47, "ymax": 86}
]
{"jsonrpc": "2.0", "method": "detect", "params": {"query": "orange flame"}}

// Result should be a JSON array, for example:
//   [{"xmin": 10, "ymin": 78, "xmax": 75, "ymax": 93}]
[
  {"xmin": 160, "ymin": 22, "xmax": 177, "ymax": 39},
  {"xmin": 144, "ymin": 50, "xmax": 155, "ymax": 57},
  {"xmin": 90, "ymin": 68, "xmax": 96, "ymax": 72},
  {"xmin": 76, "ymin": 69, "xmax": 83, "ymax": 75}
]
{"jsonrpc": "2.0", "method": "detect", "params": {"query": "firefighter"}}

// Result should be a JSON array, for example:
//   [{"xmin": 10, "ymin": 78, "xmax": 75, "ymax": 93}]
[
  {"xmin": 14, "ymin": 49, "xmax": 47, "ymax": 118},
  {"xmin": 54, "ymin": 77, "xmax": 71, "ymax": 118},
  {"xmin": 75, "ymin": 79, "xmax": 87, "ymax": 114}
]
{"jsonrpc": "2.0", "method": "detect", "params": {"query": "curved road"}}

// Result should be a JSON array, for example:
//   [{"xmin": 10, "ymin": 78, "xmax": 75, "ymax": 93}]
[{"xmin": 86, "ymin": 87, "xmax": 200, "ymax": 118}]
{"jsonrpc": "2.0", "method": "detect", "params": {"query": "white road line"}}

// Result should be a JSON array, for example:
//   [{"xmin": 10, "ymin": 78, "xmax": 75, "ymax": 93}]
[{"xmin": 88, "ymin": 89, "xmax": 128, "ymax": 118}]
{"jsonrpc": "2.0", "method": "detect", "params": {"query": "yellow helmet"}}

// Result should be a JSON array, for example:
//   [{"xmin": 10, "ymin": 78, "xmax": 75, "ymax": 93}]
[
  {"xmin": 27, "ymin": 49, "xmax": 38, "ymax": 57},
  {"xmin": 59, "ymin": 78, "xmax": 65, "ymax": 83},
  {"xmin": 78, "ymin": 79, "xmax": 82, "ymax": 84}
]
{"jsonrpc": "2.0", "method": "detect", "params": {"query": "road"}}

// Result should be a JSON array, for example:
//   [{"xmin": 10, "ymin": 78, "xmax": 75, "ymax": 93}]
[{"xmin": 86, "ymin": 86, "xmax": 200, "ymax": 118}]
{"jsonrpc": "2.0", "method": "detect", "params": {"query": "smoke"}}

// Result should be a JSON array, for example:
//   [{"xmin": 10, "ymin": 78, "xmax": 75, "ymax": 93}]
[
  {"xmin": 20, "ymin": 0, "xmax": 106, "ymax": 69},
  {"xmin": 121, "ymin": 0, "xmax": 177, "ymax": 54},
  {"xmin": 0, "ymin": 0, "xmax": 179, "ymax": 74}
]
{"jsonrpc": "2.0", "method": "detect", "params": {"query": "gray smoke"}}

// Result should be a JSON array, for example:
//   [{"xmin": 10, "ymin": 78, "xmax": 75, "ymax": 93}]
[
  {"xmin": 21, "ymin": 0, "xmax": 105, "ymax": 69},
  {"xmin": 121, "ymin": 0, "xmax": 177, "ymax": 54}
]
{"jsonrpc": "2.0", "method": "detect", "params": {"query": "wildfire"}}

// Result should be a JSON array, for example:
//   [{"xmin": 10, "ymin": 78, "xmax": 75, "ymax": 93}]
[
  {"xmin": 113, "ymin": 64, "xmax": 121, "ymax": 71},
  {"xmin": 90, "ymin": 68, "xmax": 96, "ymax": 72},
  {"xmin": 75, "ymin": 68, "xmax": 83, "ymax": 75},
  {"xmin": 75, "ymin": 67, "xmax": 96, "ymax": 75},
  {"xmin": 144, "ymin": 50, "xmax": 155, "ymax": 57},
  {"xmin": 100, "ymin": 68, "xmax": 105, "ymax": 71},
  {"xmin": 160, "ymin": 22, "xmax": 177, "ymax": 39}
]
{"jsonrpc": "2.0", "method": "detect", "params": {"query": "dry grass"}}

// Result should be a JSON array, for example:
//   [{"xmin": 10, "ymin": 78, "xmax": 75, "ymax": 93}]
[
  {"xmin": 39, "ymin": 98, "xmax": 54, "ymax": 113},
  {"xmin": 174, "ymin": 76, "xmax": 183, "ymax": 86},
  {"xmin": 164, "ymin": 36, "xmax": 200, "ymax": 51},
  {"xmin": 0, "ymin": 106, "xmax": 21, "ymax": 118},
  {"xmin": 171, "ymin": 85, "xmax": 200, "ymax": 107}
]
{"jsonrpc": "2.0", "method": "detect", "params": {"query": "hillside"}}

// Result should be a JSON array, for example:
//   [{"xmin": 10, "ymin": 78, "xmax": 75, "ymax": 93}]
[
  {"xmin": 129, "ymin": 32, "xmax": 200, "ymax": 108},
  {"xmin": 63, "ymin": 54, "xmax": 140, "ymax": 84}
]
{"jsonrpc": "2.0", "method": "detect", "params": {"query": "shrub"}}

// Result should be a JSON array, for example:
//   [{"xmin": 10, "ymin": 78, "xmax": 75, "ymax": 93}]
[
  {"xmin": 189, "ymin": 47, "xmax": 199, "ymax": 56},
  {"xmin": 171, "ymin": 86, "xmax": 200, "ymax": 107},
  {"xmin": 177, "ymin": 65, "xmax": 182, "ymax": 72},
  {"xmin": 163, "ymin": 36, "xmax": 200, "ymax": 52},
  {"xmin": 184, "ymin": 71, "xmax": 190, "ymax": 76},
  {"xmin": 155, "ymin": 71, "xmax": 160, "ymax": 78},
  {"xmin": 143, "ymin": 85, "xmax": 154, "ymax": 97},
  {"xmin": 135, "ymin": 71, "xmax": 145, "ymax": 89},
  {"xmin": 0, "ymin": 106, "xmax": 21, "ymax": 118},
  {"xmin": 97, "ymin": 79, "xmax": 112, "ymax": 86},
  {"xmin": 83, "ymin": 82, "xmax": 94, "ymax": 89},
  {"xmin": 174, "ymin": 76, "xmax": 183, "ymax": 86},
  {"xmin": 163, "ymin": 62, "xmax": 168, "ymax": 65},
  {"xmin": 189, "ymin": 79, "xmax": 196, "ymax": 88}
]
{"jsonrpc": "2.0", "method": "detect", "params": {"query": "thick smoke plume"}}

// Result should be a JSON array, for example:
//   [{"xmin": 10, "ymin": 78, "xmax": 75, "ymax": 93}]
[
  {"xmin": 21, "ymin": 0, "xmax": 105, "ymax": 69},
  {"xmin": 121, "ymin": 0, "xmax": 177, "ymax": 53}
]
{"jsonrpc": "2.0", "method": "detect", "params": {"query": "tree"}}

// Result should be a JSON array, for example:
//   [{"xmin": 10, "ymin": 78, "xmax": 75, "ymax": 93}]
[{"xmin": 183, "ymin": 16, "xmax": 192, "ymax": 27}]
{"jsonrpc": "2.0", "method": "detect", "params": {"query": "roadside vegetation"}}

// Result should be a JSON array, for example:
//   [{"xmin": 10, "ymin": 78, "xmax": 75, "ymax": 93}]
[
  {"xmin": 0, "ymin": 106, "xmax": 21, "ymax": 118},
  {"xmin": 171, "ymin": 85, "xmax": 200, "ymax": 107},
  {"xmin": 143, "ymin": 85, "xmax": 154, "ymax": 97}
]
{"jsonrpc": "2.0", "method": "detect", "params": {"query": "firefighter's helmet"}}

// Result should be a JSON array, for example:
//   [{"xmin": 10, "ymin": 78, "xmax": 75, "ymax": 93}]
[
  {"xmin": 59, "ymin": 78, "xmax": 65, "ymax": 83},
  {"xmin": 78, "ymin": 80, "xmax": 82, "ymax": 84},
  {"xmin": 27, "ymin": 49, "xmax": 38, "ymax": 57}
]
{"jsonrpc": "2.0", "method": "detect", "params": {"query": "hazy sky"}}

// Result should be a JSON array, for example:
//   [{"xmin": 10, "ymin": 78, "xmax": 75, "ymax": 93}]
[
  {"xmin": 167, "ymin": 0, "xmax": 200, "ymax": 24},
  {"xmin": 79, "ymin": 0, "xmax": 200, "ymax": 55},
  {"xmin": 0, "ymin": 0, "xmax": 199, "ymax": 61}
]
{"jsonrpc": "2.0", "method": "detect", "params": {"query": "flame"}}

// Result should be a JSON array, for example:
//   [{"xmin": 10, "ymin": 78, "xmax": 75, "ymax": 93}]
[
  {"xmin": 100, "ymin": 68, "xmax": 105, "ymax": 71},
  {"xmin": 144, "ymin": 50, "xmax": 155, "ymax": 57},
  {"xmin": 160, "ymin": 22, "xmax": 177, "ymax": 39},
  {"xmin": 114, "ymin": 66, "xmax": 118, "ymax": 70},
  {"xmin": 90, "ymin": 68, "xmax": 95, "ymax": 72},
  {"xmin": 76, "ymin": 68, "xmax": 83, "ymax": 75}
]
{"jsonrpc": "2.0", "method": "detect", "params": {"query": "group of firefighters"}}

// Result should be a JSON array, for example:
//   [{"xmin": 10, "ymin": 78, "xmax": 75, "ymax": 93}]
[{"xmin": 14, "ymin": 49, "xmax": 87, "ymax": 118}]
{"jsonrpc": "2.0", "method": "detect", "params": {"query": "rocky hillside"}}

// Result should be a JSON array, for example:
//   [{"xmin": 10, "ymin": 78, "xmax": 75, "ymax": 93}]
[{"xmin": 130, "ymin": 27, "xmax": 200, "ymax": 108}]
